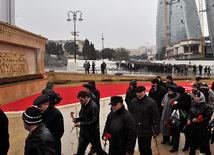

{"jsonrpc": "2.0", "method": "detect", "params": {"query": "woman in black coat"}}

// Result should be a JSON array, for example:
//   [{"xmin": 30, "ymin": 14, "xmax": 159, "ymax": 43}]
[
  {"xmin": 125, "ymin": 80, "xmax": 137, "ymax": 109},
  {"xmin": 172, "ymin": 86, "xmax": 191, "ymax": 152},
  {"xmin": 187, "ymin": 92, "xmax": 212, "ymax": 155}
]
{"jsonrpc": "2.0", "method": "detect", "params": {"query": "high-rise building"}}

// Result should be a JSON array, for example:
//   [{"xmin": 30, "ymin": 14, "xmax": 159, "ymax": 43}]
[
  {"xmin": 0, "ymin": 0, "xmax": 15, "ymax": 25},
  {"xmin": 205, "ymin": 0, "xmax": 214, "ymax": 57},
  {"xmin": 156, "ymin": 0, "xmax": 200, "ymax": 55}
]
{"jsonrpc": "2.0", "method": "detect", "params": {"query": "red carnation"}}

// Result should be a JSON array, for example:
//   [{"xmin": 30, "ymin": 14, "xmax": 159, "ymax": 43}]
[
  {"xmin": 170, "ymin": 99, "xmax": 174, "ymax": 106},
  {"xmin": 165, "ymin": 121, "xmax": 171, "ymax": 128},
  {"xmin": 197, "ymin": 115, "xmax": 203, "ymax": 123},
  {"xmin": 104, "ymin": 133, "xmax": 111, "ymax": 140},
  {"xmin": 70, "ymin": 112, "xmax": 74, "ymax": 118}
]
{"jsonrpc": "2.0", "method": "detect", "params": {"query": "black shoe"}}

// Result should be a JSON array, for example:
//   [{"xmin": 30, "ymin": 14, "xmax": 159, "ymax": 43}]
[
  {"xmin": 170, "ymin": 149, "xmax": 178, "ymax": 153},
  {"xmin": 88, "ymin": 149, "xmax": 96, "ymax": 155},
  {"xmin": 73, "ymin": 154, "xmax": 77, "ymax": 155},
  {"xmin": 182, "ymin": 147, "xmax": 189, "ymax": 151}
]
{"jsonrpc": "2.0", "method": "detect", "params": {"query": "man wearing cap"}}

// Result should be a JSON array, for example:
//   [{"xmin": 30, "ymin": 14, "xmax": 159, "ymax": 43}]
[
  {"xmin": 22, "ymin": 106, "xmax": 56, "ymax": 155},
  {"xmin": 149, "ymin": 78, "xmax": 167, "ymax": 114},
  {"xmin": 103, "ymin": 96, "xmax": 136, "ymax": 155},
  {"xmin": 196, "ymin": 77, "xmax": 202, "ymax": 87},
  {"xmin": 129, "ymin": 86, "xmax": 160, "ymax": 155},
  {"xmin": 82, "ymin": 84, "xmax": 99, "ymax": 107},
  {"xmin": 42, "ymin": 82, "xmax": 62, "ymax": 106},
  {"xmin": 166, "ymin": 75, "xmax": 177, "ymax": 90},
  {"xmin": 73, "ymin": 91, "xmax": 107, "ymax": 155},
  {"xmin": 156, "ymin": 76, "xmax": 166, "ymax": 89},
  {"xmin": 33, "ymin": 94, "xmax": 64, "ymax": 155},
  {"xmin": 87, "ymin": 81, "xmax": 100, "ymax": 155}
]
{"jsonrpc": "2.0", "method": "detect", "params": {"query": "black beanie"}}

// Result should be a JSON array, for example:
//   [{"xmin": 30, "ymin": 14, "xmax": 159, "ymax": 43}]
[
  {"xmin": 151, "ymin": 79, "xmax": 159, "ymax": 84},
  {"xmin": 22, "ymin": 106, "xmax": 42, "ymax": 125},
  {"xmin": 176, "ymin": 86, "xmax": 185, "ymax": 94}
]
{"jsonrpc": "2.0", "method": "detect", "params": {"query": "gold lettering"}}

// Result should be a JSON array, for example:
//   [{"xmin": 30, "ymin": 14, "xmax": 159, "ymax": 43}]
[{"xmin": 0, "ymin": 64, "xmax": 5, "ymax": 73}]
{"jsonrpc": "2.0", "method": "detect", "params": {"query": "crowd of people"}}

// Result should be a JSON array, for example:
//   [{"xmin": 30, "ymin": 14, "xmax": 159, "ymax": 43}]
[
  {"xmin": 120, "ymin": 62, "xmax": 212, "ymax": 76},
  {"xmin": 1, "ymin": 77, "xmax": 214, "ymax": 155}
]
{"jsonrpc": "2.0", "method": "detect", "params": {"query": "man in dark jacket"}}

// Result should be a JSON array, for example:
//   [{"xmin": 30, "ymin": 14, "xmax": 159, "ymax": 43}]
[
  {"xmin": 196, "ymin": 77, "xmax": 202, "ymax": 87},
  {"xmin": 82, "ymin": 84, "xmax": 99, "ymax": 107},
  {"xmin": 87, "ymin": 81, "xmax": 100, "ymax": 155},
  {"xmin": 0, "ymin": 108, "xmax": 9, "ymax": 155},
  {"xmin": 73, "ymin": 91, "xmax": 107, "ymax": 155},
  {"xmin": 88, "ymin": 81, "xmax": 100, "ymax": 103},
  {"xmin": 125, "ymin": 80, "xmax": 137, "ymax": 109},
  {"xmin": 149, "ymin": 78, "xmax": 167, "ymax": 114},
  {"xmin": 103, "ymin": 96, "xmax": 136, "ymax": 155},
  {"xmin": 129, "ymin": 86, "xmax": 160, "ymax": 155},
  {"xmin": 42, "ymin": 82, "xmax": 62, "ymax": 106},
  {"xmin": 33, "ymin": 94, "xmax": 64, "ymax": 155},
  {"xmin": 22, "ymin": 106, "xmax": 56, "ymax": 155},
  {"xmin": 166, "ymin": 75, "xmax": 177, "ymax": 90},
  {"xmin": 156, "ymin": 75, "xmax": 166, "ymax": 89}
]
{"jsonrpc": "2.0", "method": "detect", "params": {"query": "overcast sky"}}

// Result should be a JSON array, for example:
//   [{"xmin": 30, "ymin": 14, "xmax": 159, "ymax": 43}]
[{"xmin": 15, "ymin": 0, "xmax": 208, "ymax": 50}]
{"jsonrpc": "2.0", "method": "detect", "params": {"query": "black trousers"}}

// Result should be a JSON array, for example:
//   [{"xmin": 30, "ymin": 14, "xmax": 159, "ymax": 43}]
[
  {"xmin": 138, "ymin": 136, "xmax": 152, "ymax": 155},
  {"xmin": 172, "ymin": 131, "xmax": 180, "ymax": 150},
  {"xmin": 77, "ymin": 135, "xmax": 107, "ymax": 155}
]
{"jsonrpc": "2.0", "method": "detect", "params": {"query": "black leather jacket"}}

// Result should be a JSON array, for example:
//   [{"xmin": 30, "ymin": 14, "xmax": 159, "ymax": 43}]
[
  {"xmin": 76, "ymin": 99, "xmax": 100, "ymax": 138},
  {"xmin": 24, "ymin": 123, "xmax": 56, "ymax": 155}
]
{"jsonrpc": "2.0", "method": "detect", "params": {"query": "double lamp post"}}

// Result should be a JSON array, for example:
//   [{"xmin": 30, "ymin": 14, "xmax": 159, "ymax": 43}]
[{"xmin": 67, "ymin": 11, "xmax": 83, "ymax": 63}]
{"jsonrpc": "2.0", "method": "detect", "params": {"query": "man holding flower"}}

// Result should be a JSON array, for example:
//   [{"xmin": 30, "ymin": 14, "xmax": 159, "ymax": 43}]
[
  {"xmin": 73, "ymin": 91, "xmax": 107, "ymax": 155},
  {"xmin": 103, "ymin": 96, "xmax": 136, "ymax": 155}
]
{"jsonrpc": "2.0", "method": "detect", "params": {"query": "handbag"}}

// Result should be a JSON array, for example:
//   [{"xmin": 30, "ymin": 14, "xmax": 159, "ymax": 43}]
[{"xmin": 167, "ymin": 109, "xmax": 183, "ymax": 131}]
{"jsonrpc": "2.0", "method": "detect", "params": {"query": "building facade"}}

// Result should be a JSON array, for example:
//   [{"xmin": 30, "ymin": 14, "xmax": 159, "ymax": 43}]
[
  {"xmin": 205, "ymin": 0, "xmax": 214, "ymax": 57},
  {"xmin": 156, "ymin": 0, "xmax": 200, "ymax": 55},
  {"xmin": 0, "ymin": 0, "xmax": 15, "ymax": 25}
]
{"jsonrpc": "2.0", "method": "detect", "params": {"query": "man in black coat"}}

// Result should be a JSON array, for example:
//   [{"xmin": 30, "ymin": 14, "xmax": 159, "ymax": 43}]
[
  {"xmin": 22, "ymin": 106, "xmax": 56, "ymax": 155},
  {"xmin": 129, "ymin": 86, "xmax": 160, "ymax": 155},
  {"xmin": 156, "ymin": 75, "xmax": 166, "ymax": 89},
  {"xmin": 149, "ymin": 78, "xmax": 167, "ymax": 114},
  {"xmin": 166, "ymin": 75, "xmax": 177, "ymax": 90},
  {"xmin": 125, "ymin": 80, "xmax": 137, "ymax": 109},
  {"xmin": 88, "ymin": 81, "xmax": 100, "ymax": 103},
  {"xmin": 103, "ymin": 96, "xmax": 136, "ymax": 155},
  {"xmin": 87, "ymin": 81, "xmax": 101, "ymax": 155},
  {"xmin": 42, "ymin": 82, "xmax": 62, "ymax": 106},
  {"xmin": 0, "ymin": 108, "xmax": 9, "ymax": 155},
  {"xmin": 33, "ymin": 94, "xmax": 64, "ymax": 155},
  {"xmin": 73, "ymin": 91, "xmax": 107, "ymax": 155},
  {"xmin": 82, "ymin": 84, "xmax": 99, "ymax": 108}
]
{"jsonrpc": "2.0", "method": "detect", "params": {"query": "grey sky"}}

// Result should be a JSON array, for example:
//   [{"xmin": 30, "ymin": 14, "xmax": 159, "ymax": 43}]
[{"xmin": 15, "ymin": 0, "xmax": 208, "ymax": 50}]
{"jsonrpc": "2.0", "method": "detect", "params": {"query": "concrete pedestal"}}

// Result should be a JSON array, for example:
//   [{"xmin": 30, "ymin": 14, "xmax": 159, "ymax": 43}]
[{"xmin": 67, "ymin": 62, "xmax": 78, "ymax": 73}]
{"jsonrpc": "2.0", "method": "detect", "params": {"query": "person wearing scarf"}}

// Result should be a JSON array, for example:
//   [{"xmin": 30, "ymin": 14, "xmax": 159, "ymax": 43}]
[{"xmin": 188, "ymin": 92, "xmax": 212, "ymax": 155}]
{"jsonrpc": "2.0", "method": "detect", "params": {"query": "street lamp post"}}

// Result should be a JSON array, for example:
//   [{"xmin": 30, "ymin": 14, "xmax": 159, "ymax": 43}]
[{"xmin": 67, "ymin": 11, "xmax": 83, "ymax": 63}]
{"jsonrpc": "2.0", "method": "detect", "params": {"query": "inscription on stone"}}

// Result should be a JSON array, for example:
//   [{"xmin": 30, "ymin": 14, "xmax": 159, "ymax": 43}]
[{"xmin": 0, "ymin": 52, "xmax": 26, "ymax": 73}]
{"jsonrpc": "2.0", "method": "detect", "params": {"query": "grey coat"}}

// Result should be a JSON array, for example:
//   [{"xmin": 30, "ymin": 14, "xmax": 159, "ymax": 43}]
[
  {"xmin": 160, "ymin": 93, "xmax": 179, "ymax": 136},
  {"xmin": 207, "ymin": 89, "xmax": 214, "ymax": 111}
]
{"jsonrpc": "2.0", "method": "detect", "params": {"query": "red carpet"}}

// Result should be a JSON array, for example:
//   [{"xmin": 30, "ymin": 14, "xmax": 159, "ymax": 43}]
[{"xmin": 1, "ymin": 83, "xmax": 211, "ymax": 112}]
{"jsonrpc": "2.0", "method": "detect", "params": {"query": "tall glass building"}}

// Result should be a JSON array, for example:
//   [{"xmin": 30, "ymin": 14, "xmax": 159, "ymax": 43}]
[
  {"xmin": 156, "ymin": 0, "xmax": 200, "ymax": 54},
  {"xmin": 0, "ymin": 0, "xmax": 15, "ymax": 25},
  {"xmin": 205, "ymin": 0, "xmax": 214, "ymax": 57}
]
